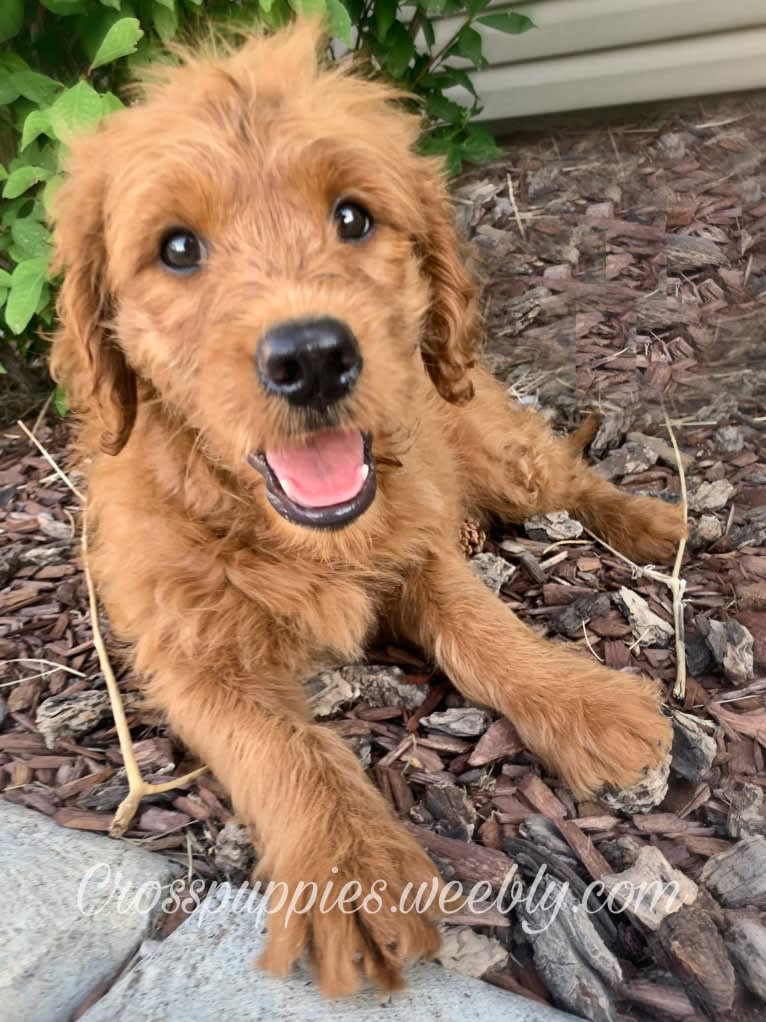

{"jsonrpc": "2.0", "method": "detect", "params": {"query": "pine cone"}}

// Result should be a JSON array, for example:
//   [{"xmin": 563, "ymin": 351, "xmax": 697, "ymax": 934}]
[{"xmin": 459, "ymin": 517, "xmax": 486, "ymax": 557}]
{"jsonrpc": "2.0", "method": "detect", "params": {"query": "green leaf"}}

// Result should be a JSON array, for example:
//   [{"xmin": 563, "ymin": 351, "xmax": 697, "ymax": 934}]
[
  {"xmin": 373, "ymin": 0, "xmax": 397, "ymax": 41},
  {"xmin": 91, "ymin": 17, "xmax": 144, "ymax": 69},
  {"xmin": 2, "ymin": 166, "xmax": 50, "ymax": 199},
  {"xmin": 289, "ymin": 0, "xmax": 326, "ymax": 17},
  {"xmin": 0, "ymin": 0, "xmax": 23, "ymax": 44},
  {"xmin": 40, "ymin": 0, "xmax": 87, "ymax": 13},
  {"xmin": 383, "ymin": 22, "xmax": 414, "ymax": 78},
  {"xmin": 154, "ymin": 0, "xmax": 175, "ymax": 7},
  {"xmin": 100, "ymin": 91, "xmax": 125, "ymax": 115},
  {"xmin": 20, "ymin": 110, "xmax": 53, "ymax": 150},
  {"xmin": 0, "ymin": 71, "xmax": 20, "ymax": 106},
  {"xmin": 477, "ymin": 11, "xmax": 534, "ymax": 34},
  {"xmin": 99, "ymin": 0, "xmax": 123, "ymax": 7},
  {"xmin": 465, "ymin": 0, "xmax": 491, "ymax": 13},
  {"xmin": 5, "ymin": 258, "xmax": 49, "ymax": 335},
  {"xmin": 9, "ymin": 71, "xmax": 60, "ymax": 106},
  {"xmin": 444, "ymin": 143, "xmax": 463, "ymax": 177},
  {"xmin": 460, "ymin": 122, "xmax": 501, "ymax": 164},
  {"xmin": 0, "ymin": 269, "xmax": 12, "ymax": 288},
  {"xmin": 11, "ymin": 217, "xmax": 52, "ymax": 260},
  {"xmin": 54, "ymin": 385, "xmax": 69, "ymax": 417},
  {"xmin": 153, "ymin": 0, "xmax": 178, "ymax": 42},
  {"xmin": 426, "ymin": 93, "xmax": 467, "ymax": 126},
  {"xmin": 326, "ymin": 0, "xmax": 353, "ymax": 45},
  {"xmin": 444, "ymin": 66, "xmax": 478, "ymax": 99},
  {"xmin": 419, "ymin": 137, "xmax": 451, "ymax": 157},
  {"xmin": 42, "ymin": 174, "xmax": 64, "ymax": 212},
  {"xmin": 48, "ymin": 82, "xmax": 104, "ymax": 142},
  {"xmin": 420, "ymin": 16, "xmax": 435, "ymax": 48},
  {"xmin": 451, "ymin": 25, "xmax": 484, "ymax": 67}
]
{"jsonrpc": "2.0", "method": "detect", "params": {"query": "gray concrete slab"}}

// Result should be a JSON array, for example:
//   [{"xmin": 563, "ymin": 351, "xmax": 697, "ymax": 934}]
[
  {"xmin": 0, "ymin": 801, "xmax": 183, "ymax": 1022},
  {"xmin": 81, "ymin": 887, "xmax": 578, "ymax": 1022}
]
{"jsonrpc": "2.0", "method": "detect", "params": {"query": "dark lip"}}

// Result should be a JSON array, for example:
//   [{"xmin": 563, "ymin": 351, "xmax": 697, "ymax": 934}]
[{"xmin": 247, "ymin": 432, "xmax": 377, "ymax": 530}]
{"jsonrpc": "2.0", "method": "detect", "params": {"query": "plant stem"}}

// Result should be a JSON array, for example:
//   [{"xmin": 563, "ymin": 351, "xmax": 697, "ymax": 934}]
[{"xmin": 414, "ymin": 16, "xmax": 473, "ymax": 86}]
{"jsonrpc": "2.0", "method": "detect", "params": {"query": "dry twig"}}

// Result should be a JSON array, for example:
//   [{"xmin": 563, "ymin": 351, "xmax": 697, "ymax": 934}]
[
  {"xmin": 663, "ymin": 409, "xmax": 689, "ymax": 701},
  {"xmin": 506, "ymin": 172, "xmax": 527, "ymax": 242},
  {"xmin": 16, "ymin": 416, "xmax": 206, "ymax": 837}
]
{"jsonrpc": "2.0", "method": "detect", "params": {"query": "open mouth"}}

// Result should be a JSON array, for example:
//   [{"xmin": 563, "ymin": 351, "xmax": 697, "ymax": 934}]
[{"xmin": 247, "ymin": 428, "xmax": 377, "ymax": 529}]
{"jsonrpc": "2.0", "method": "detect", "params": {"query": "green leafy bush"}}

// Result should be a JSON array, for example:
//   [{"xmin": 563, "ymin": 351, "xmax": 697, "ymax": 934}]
[{"xmin": 0, "ymin": 0, "xmax": 532, "ymax": 390}]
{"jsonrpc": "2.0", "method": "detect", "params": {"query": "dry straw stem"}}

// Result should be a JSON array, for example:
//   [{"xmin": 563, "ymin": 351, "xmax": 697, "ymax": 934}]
[
  {"xmin": 16, "ymin": 418, "xmax": 207, "ymax": 838},
  {"xmin": 581, "ymin": 408, "xmax": 689, "ymax": 702},
  {"xmin": 506, "ymin": 172, "xmax": 527, "ymax": 241},
  {"xmin": 662, "ymin": 408, "xmax": 689, "ymax": 701}
]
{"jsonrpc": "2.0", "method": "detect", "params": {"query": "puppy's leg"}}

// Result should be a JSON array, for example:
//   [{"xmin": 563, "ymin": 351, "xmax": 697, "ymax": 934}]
[
  {"xmin": 456, "ymin": 369, "xmax": 686, "ymax": 564},
  {"xmin": 396, "ymin": 551, "xmax": 671, "ymax": 796},
  {"xmin": 150, "ymin": 661, "xmax": 441, "ymax": 996}
]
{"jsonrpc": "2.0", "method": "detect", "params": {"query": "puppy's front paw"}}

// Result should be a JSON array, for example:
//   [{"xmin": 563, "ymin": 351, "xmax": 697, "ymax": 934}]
[
  {"xmin": 257, "ymin": 817, "xmax": 441, "ymax": 996},
  {"xmin": 522, "ymin": 671, "xmax": 672, "ymax": 798},
  {"xmin": 618, "ymin": 497, "xmax": 687, "ymax": 564}
]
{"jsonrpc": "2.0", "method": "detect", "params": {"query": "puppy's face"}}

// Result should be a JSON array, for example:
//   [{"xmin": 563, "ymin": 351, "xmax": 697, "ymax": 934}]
[{"xmin": 52, "ymin": 23, "xmax": 479, "ymax": 532}]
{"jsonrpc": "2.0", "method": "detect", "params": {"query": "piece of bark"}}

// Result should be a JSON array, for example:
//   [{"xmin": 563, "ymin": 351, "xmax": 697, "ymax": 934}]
[
  {"xmin": 697, "ymin": 616, "xmax": 754, "ymax": 686},
  {"xmin": 594, "ymin": 441, "xmax": 658, "ymax": 482},
  {"xmin": 689, "ymin": 513, "xmax": 724, "ymax": 550},
  {"xmin": 600, "ymin": 846, "xmax": 698, "ymax": 929},
  {"xmin": 35, "ymin": 690, "xmax": 112, "ymax": 748},
  {"xmin": 654, "ymin": 905, "xmax": 737, "ymax": 1015},
  {"xmin": 671, "ymin": 711, "xmax": 717, "ymax": 782},
  {"xmin": 404, "ymin": 821, "xmax": 515, "ymax": 889},
  {"xmin": 517, "ymin": 878, "xmax": 623, "ymax": 1022},
  {"xmin": 467, "ymin": 717, "xmax": 523, "ymax": 767},
  {"xmin": 552, "ymin": 593, "xmax": 611, "ymax": 639},
  {"xmin": 518, "ymin": 815, "xmax": 579, "ymax": 868},
  {"xmin": 688, "ymin": 479, "xmax": 735, "ymax": 512},
  {"xmin": 555, "ymin": 818, "xmax": 612, "ymax": 880},
  {"xmin": 627, "ymin": 432, "xmax": 693, "ymax": 469},
  {"xmin": 213, "ymin": 822, "xmax": 255, "ymax": 884},
  {"xmin": 306, "ymin": 664, "xmax": 428, "ymax": 718},
  {"xmin": 346, "ymin": 734, "xmax": 370, "ymax": 770},
  {"xmin": 726, "ymin": 918, "xmax": 766, "ymax": 1001},
  {"xmin": 421, "ymin": 707, "xmax": 492, "ymax": 738},
  {"xmin": 624, "ymin": 978, "xmax": 696, "ymax": 1019},
  {"xmin": 725, "ymin": 782, "xmax": 766, "ymax": 839},
  {"xmin": 470, "ymin": 552, "xmax": 516, "ymax": 593},
  {"xmin": 685, "ymin": 632, "xmax": 716, "ymax": 677},
  {"xmin": 435, "ymin": 924, "xmax": 509, "ymax": 979},
  {"xmin": 137, "ymin": 807, "xmax": 192, "ymax": 833},
  {"xmin": 615, "ymin": 588, "xmax": 674, "ymax": 647},
  {"xmin": 525, "ymin": 511, "xmax": 584, "ymax": 541},
  {"xmin": 53, "ymin": 807, "xmax": 114, "ymax": 832},
  {"xmin": 418, "ymin": 781, "xmax": 477, "ymax": 842},
  {"xmin": 518, "ymin": 772, "xmax": 568, "ymax": 819},
  {"xmin": 701, "ymin": 836, "xmax": 766, "ymax": 907}
]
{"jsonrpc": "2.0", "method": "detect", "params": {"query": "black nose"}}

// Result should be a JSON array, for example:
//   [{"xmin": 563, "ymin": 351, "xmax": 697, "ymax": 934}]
[{"xmin": 256, "ymin": 317, "xmax": 362, "ymax": 409}]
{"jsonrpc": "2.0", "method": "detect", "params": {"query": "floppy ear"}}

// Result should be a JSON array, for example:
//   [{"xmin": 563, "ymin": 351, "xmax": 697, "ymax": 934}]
[
  {"xmin": 416, "ymin": 159, "xmax": 481, "ymax": 404},
  {"xmin": 50, "ymin": 153, "xmax": 137, "ymax": 456}
]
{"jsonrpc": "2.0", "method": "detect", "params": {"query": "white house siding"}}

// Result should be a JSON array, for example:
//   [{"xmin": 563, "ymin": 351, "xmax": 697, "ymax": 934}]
[{"xmin": 435, "ymin": 0, "xmax": 766, "ymax": 120}]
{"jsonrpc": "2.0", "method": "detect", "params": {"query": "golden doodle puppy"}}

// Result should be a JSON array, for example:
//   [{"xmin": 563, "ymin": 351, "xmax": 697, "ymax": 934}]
[{"xmin": 51, "ymin": 20, "xmax": 686, "ymax": 996}]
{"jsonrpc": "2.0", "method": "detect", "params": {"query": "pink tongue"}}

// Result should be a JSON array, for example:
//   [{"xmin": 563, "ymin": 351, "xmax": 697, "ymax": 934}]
[{"xmin": 265, "ymin": 429, "xmax": 366, "ymax": 508}]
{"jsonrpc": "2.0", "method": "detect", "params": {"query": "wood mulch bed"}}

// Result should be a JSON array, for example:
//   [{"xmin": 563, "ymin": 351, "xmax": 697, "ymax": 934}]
[{"xmin": 1, "ymin": 92, "xmax": 766, "ymax": 1021}]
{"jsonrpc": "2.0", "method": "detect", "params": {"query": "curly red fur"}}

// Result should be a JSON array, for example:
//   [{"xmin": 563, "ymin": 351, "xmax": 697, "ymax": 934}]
[{"xmin": 50, "ymin": 20, "xmax": 686, "ymax": 996}]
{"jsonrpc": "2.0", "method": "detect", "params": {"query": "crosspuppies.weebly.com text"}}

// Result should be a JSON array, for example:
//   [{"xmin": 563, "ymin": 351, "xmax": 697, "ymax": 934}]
[{"xmin": 77, "ymin": 861, "xmax": 683, "ymax": 934}]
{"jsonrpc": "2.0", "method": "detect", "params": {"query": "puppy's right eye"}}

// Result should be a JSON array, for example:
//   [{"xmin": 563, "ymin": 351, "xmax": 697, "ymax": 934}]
[{"xmin": 160, "ymin": 229, "xmax": 206, "ymax": 272}]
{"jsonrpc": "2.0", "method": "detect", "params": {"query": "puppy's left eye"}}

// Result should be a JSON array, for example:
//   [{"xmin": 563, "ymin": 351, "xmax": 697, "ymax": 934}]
[
  {"xmin": 334, "ymin": 201, "xmax": 373, "ymax": 242},
  {"xmin": 160, "ymin": 229, "xmax": 206, "ymax": 272}
]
